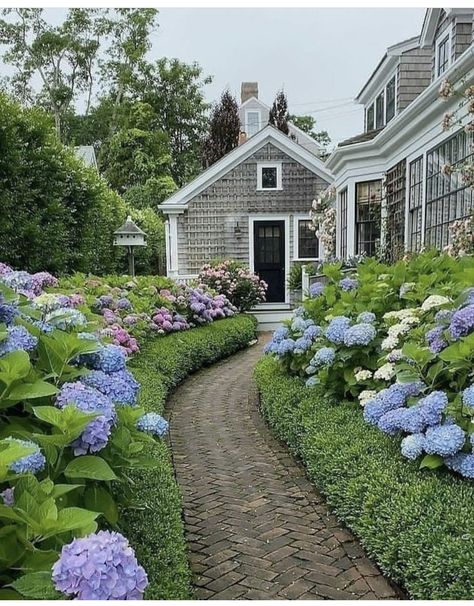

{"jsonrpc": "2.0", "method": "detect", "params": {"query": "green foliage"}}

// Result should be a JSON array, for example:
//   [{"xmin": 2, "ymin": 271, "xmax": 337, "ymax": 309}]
[
  {"xmin": 288, "ymin": 262, "xmax": 305, "ymax": 290},
  {"xmin": 255, "ymin": 356, "xmax": 474, "ymax": 599},
  {"xmin": 269, "ymin": 90, "xmax": 289, "ymax": 135},
  {"xmin": 289, "ymin": 113, "xmax": 331, "ymax": 147},
  {"xmin": 201, "ymin": 89, "xmax": 240, "ymax": 168},
  {"xmin": 116, "ymin": 314, "xmax": 257, "ymax": 598},
  {"xmin": 0, "ymin": 92, "xmax": 127, "ymax": 275}
]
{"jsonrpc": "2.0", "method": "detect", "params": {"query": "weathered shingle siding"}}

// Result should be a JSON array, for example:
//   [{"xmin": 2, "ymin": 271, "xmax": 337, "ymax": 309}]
[
  {"xmin": 397, "ymin": 47, "xmax": 433, "ymax": 111},
  {"xmin": 176, "ymin": 142, "xmax": 330, "ymax": 275},
  {"xmin": 452, "ymin": 17, "xmax": 473, "ymax": 61}
]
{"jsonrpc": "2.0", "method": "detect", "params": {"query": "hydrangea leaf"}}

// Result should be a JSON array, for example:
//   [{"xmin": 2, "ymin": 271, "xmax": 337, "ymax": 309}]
[
  {"xmin": 7, "ymin": 379, "xmax": 57, "ymax": 401},
  {"xmin": 419, "ymin": 454, "xmax": 444, "ymax": 469},
  {"xmin": 10, "ymin": 571, "xmax": 61, "ymax": 600},
  {"xmin": 84, "ymin": 486, "xmax": 118, "ymax": 525},
  {"xmin": 64, "ymin": 455, "xmax": 117, "ymax": 481}
]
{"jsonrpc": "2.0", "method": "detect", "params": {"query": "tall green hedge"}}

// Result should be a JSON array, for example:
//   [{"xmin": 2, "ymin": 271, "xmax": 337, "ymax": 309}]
[
  {"xmin": 0, "ymin": 93, "xmax": 126, "ymax": 275},
  {"xmin": 255, "ymin": 356, "xmax": 474, "ymax": 600},
  {"xmin": 116, "ymin": 315, "xmax": 257, "ymax": 599}
]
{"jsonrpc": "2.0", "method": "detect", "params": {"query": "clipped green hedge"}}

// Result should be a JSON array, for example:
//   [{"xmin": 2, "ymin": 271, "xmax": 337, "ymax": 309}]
[
  {"xmin": 255, "ymin": 356, "xmax": 474, "ymax": 600},
  {"xmin": 116, "ymin": 315, "xmax": 257, "ymax": 599}
]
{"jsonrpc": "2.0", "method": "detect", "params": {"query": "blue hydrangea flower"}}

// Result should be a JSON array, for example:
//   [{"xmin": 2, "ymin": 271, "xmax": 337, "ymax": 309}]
[
  {"xmin": 0, "ymin": 302, "xmax": 18, "ymax": 325},
  {"xmin": 339, "ymin": 277, "xmax": 358, "ymax": 292},
  {"xmin": 312, "ymin": 347, "xmax": 335, "ymax": 367},
  {"xmin": 0, "ymin": 487, "xmax": 14, "ymax": 506},
  {"xmin": 435, "ymin": 309, "xmax": 453, "ymax": 325},
  {"xmin": 304, "ymin": 319, "xmax": 315, "ymax": 327},
  {"xmin": 56, "ymin": 382, "xmax": 116, "ymax": 456},
  {"xmin": 462, "ymin": 386, "xmax": 474, "ymax": 411},
  {"xmin": 397, "ymin": 406, "xmax": 426, "ymax": 434},
  {"xmin": 117, "ymin": 298, "xmax": 131, "ymax": 310},
  {"xmin": 401, "ymin": 433, "xmax": 425, "ymax": 460},
  {"xmin": 377, "ymin": 408, "xmax": 405, "ymax": 435},
  {"xmin": 449, "ymin": 304, "xmax": 474, "ymax": 340},
  {"xmin": 357, "ymin": 311, "xmax": 376, "ymax": 324},
  {"xmin": 304, "ymin": 325, "xmax": 322, "ymax": 340},
  {"xmin": 92, "ymin": 345, "xmax": 126, "ymax": 373},
  {"xmin": 309, "ymin": 283, "xmax": 325, "ymax": 298},
  {"xmin": 45, "ymin": 308, "xmax": 87, "ymax": 330},
  {"xmin": 294, "ymin": 337, "xmax": 312, "ymax": 354},
  {"xmin": 425, "ymin": 326, "xmax": 447, "ymax": 354},
  {"xmin": 305, "ymin": 376, "xmax": 319, "ymax": 387},
  {"xmin": 363, "ymin": 384, "xmax": 420, "ymax": 425},
  {"xmin": 0, "ymin": 326, "xmax": 37, "ymax": 357},
  {"xmin": 293, "ymin": 307, "xmax": 305, "ymax": 317},
  {"xmin": 272, "ymin": 326, "xmax": 289, "ymax": 342},
  {"xmin": 81, "ymin": 369, "xmax": 139, "ymax": 407},
  {"xmin": 7, "ymin": 438, "xmax": 45, "ymax": 475},
  {"xmin": 444, "ymin": 453, "xmax": 474, "ymax": 478},
  {"xmin": 343, "ymin": 323, "xmax": 376, "ymax": 347},
  {"xmin": 137, "ymin": 413, "xmax": 169, "ymax": 437},
  {"xmin": 424, "ymin": 424, "xmax": 465, "ymax": 457},
  {"xmin": 52, "ymin": 530, "xmax": 148, "ymax": 600},
  {"xmin": 325, "ymin": 316, "xmax": 351, "ymax": 344},
  {"xmin": 418, "ymin": 391, "xmax": 448, "ymax": 427},
  {"xmin": 305, "ymin": 365, "xmax": 317, "ymax": 375},
  {"xmin": 291, "ymin": 317, "xmax": 307, "ymax": 333},
  {"xmin": 277, "ymin": 338, "xmax": 296, "ymax": 356}
]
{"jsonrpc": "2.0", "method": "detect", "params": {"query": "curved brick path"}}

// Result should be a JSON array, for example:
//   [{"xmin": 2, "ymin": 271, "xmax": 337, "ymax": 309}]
[{"xmin": 167, "ymin": 339, "xmax": 400, "ymax": 600}]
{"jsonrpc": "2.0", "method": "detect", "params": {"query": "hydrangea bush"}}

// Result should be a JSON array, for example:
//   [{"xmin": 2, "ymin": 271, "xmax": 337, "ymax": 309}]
[{"xmin": 265, "ymin": 251, "xmax": 474, "ymax": 480}]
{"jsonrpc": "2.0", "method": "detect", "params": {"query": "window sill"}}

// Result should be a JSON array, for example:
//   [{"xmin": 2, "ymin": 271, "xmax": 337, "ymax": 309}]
[{"xmin": 256, "ymin": 187, "xmax": 283, "ymax": 192}]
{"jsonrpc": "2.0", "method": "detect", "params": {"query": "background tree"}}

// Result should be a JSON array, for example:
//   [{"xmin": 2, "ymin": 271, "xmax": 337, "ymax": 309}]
[
  {"xmin": 201, "ymin": 89, "xmax": 240, "ymax": 168},
  {"xmin": 269, "ymin": 89, "xmax": 289, "ymax": 135},
  {"xmin": 0, "ymin": 8, "xmax": 102, "ymax": 139},
  {"xmin": 289, "ymin": 113, "xmax": 331, "ymax": 147}
]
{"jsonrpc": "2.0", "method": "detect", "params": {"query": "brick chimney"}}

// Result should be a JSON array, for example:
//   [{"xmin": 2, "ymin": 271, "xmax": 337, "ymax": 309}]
[
  {"xmin": 238, "ymin": 131, "xmax": 247, "ymax": 146},
  {"xmin": 241, "ymin": 82, "xmax": 258, "ymax": 104}
]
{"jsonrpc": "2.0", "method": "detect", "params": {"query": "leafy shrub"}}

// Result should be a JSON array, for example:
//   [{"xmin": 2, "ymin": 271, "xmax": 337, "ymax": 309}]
[
  {"xmin": 116, "ymin": 314, "xmax": 258, "ymax": 598},
  {"xmin": 0, "ymin": 93, "xmax": 126, "ymax": 275},
  {"xmin": 255, "ymin": 356, "xmax": 474, "ymax": 599},
  {"xmin": 198, "ymin": 259, "xmax": 267, "ymax": 311}
]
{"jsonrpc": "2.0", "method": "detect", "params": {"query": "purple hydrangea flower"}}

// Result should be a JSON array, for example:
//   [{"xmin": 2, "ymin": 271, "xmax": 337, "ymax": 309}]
[
  {"xmin": 343, "ymin": 323, "xmax": 376, "ymax": 347},
  {"xmin": 0, "ymin": 487, "xmax": 14, "ymax": 506},
  {"xmin": 56, "ymin": 382, "xmax": 116, "ymax": 456},
  {"xmin": 0, "ymin": 326, "xmax": 37, "ymax": 357},
  {"xmin": 325, "ymin": 316, "xmax": 351, "ymax": 344},
  {"xmin": 401, "ymin": 433, "xmax": 425, "ymax": 460},
  {"xmin": 449, "ymin": 304, "xmax": 474, "ymax": 340},
  {"xmin": 309, "ymin": 282, "xmax": 325, "ymax": 298},
  {"xmin": 7, "ymin": 438, "xmax": 45, "ymax": 475},
  {"xmin": 339, "ymin": 277, "xmax": 358, "ymax": 292},
  {"xmin": 117, "ymin": 298, "xmax": 131, "ymax": 310},
  {"xmin": 424, "ymin": 424, "xmax": 465, "ymax": 457},
  {"xmin": 137, "ymin": 413, "xmax": 169, "ymax": 437},
  {"xmin": 426, "ymin": 326, "xmax": 448, "ymax": 354},
  {"xmin": 81, "ymin": 369, "xmax": 139, "ymax": 406},
  {"xmin": 52, "ymin": 530, "xmax": 148, "ymax": 600},
  {"xmin": 435, "ymin": 309, "xmax": 453, "ymax": 325}
]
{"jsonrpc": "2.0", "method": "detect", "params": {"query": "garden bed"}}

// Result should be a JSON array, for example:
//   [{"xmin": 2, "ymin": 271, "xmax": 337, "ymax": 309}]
[
  {"xmin": 117, "ymin": 314, "xmax": 258, "ymax": 599},
  {"xmin": 255, "ymin": 356, "xmax": 474, "ymax": 600}
]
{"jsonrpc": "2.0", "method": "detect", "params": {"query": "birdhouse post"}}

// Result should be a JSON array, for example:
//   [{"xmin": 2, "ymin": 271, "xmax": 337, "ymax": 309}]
[{"xmin": 113, "ymin": 216, "xmax": 147, "ymax": 277}]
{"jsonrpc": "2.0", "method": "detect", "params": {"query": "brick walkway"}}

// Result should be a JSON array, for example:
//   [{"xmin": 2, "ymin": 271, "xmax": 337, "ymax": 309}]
[{"xmin": 167, "ymin": 339, "xmax": 400, "ymax": 600}]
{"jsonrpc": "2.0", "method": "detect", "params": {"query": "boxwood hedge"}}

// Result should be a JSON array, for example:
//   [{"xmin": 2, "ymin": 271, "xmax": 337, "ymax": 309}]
[
  {"xmin": 255, "ymin": 356, "xmax": 474, "ymax": 600},
  {"xmin": 115, "ymin": 315, "xmax": 257, "ymax": 599}
]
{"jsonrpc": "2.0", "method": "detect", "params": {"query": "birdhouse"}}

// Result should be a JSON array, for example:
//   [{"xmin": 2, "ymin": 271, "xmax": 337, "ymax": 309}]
[{"xmin": 113, "ymin": 216, "xmax": 147, "ymax": 248}]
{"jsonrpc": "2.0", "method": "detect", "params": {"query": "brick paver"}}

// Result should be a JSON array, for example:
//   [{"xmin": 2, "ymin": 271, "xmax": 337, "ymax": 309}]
[{"xmin": 167, "ymin": 338, "xmax": 401, "ymax": 600}]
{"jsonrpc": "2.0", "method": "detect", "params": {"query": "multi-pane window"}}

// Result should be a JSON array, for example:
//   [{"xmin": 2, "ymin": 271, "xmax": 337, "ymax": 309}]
[
  {"xmin": 408, "ymin": 156, "xmax": 424, "ymax": 252},
  {"xmin": 246, "ymin": 111, "xmax": 260, "ymax": 136},
  {"xmin": 437, "ymin": 35, "xmax": 450, "ymax": 77},
  {"xmin": 366, "ymin": 105, "xmax": 375, "ymax": 132},
  {"xmin": 257, "ymin": 163, "xmax": 282, "ymax": 190},
  {"xmin": 339, "ymin": 188, "xmax": 348, "ymax": 259},
  {"xmin": 385, "ymin": 160, "xmax": 406, "ymax": 261},
  {"xmin": 375, "ymin": 92, "xmax": 385, "ymax": 129},
  {"xmin": 385, "ymin": 76, "xmax": 396, "ymax": 123},
  {"xmin": 297, "ymin": 220, "xmax": 319, "ymax": 259},
  {"xmin": 355, "ymin": 180, "xmax": 382, "ymax": 257},
  {"xmin": 425, "ymin": 130, "xmax": 473, "ymax": 248}
]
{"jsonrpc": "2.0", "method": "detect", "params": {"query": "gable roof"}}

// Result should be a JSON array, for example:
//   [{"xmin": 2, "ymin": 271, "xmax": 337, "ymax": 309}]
[{"xmin": 159, "ymin": 125, "xmax": 333, "ymax": 210}]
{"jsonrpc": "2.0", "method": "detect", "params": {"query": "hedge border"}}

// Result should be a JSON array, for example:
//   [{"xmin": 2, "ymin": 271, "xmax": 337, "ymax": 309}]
[
  {"xmin": 115, "ymin": 315, "xmax": 257, "ymax": 599},
  {"xmin": 255, "ymin": 356, "xmax": 474, "ymax": 600}
]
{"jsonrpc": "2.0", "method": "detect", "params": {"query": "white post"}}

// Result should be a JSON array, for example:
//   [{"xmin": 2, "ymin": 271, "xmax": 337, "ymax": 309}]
[
  {"xmin": 301, "ymin": 265, "xmax": 309, "ymax": 301},
  {"xmin": 168, "ymin": 214, "xmax": 179, "ymax": 278}
]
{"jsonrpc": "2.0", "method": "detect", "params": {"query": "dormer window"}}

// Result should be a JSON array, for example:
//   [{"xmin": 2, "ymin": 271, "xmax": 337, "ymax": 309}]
[
  {"xmin": 385, "ymin": 76, "xmax": 396, "ymax": 123},
  {"xmin": 366, "ymin": 105, "xmax": 375, "ymax": 131},
  {"xmin": 375, "ymin": 92, "xmax": 385, "ymax": 129},
  {"xmin": 365, "ymin": 73, "xmax": 397, "ymax": 132},
  {"xmin": 246, "ymin": 110, "xmax": 261, "ymax": 137},
  {"xmin": 436, "ymin": 34, "xmax": 450, "ymax": 77}
]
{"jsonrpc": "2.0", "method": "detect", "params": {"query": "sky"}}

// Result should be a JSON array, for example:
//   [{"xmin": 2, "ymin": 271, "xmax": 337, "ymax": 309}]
[{"xmin": 2, "ymin": 7, "xmax": 427, "ymax": 147}]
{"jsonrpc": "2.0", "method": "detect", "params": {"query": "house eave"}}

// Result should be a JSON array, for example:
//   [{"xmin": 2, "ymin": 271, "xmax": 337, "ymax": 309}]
[{"xmin": 327, "ymin": 46, "xmax": 474, "ymax": 174}]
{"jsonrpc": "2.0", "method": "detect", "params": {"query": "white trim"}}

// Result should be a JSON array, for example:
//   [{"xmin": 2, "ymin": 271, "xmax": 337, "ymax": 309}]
[
  {"xmin": 293, "ymin": 214, "xmax": 321, "ymax": 261},
  {"xmin": 240, "ymin": 96, "xmax": 270, "ymax": 111},
  {"xmin": 257, "ymin": 162, "xmax": 282, "ymax": 191},
  {"xmin": 164, "ymin": 220, "xmax": 170, "ymax": 276},
  {"xmin": 159, "ymin": 125, "xmax": 333, "ymax": 210},
  {"xmin": 248, "ymin": 214, "xmax": 290, "ymax": 305},
  {"xmin": 245, "ymin": 108, "xmax": 262, "ymax": 137},
  {"xmin": 168, "ymin": 215, "xmax": 179, "ymax": 278},
  {"xmin": 434, "ymin": 26, "xmax": 452, "ymax": 79}
]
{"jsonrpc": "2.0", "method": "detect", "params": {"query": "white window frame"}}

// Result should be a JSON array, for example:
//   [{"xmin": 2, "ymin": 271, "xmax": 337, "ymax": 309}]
[
  {"xmin": 245, "ymin": 109, "xmax": 261, "ymax": 137},
  {"xmin": 257, "ymin": 162, "xmax": 282, "ymax": 191},
  {"xmin": 385, "ymin": 73, "xmax": 397, "ymax": 124},
  {"xmin": 366, "ymin": 103, "xmax": 375, "ymax": 132},
  {"xmin": 293, "ymin": 214, "xmax": 321, "ymax": 261},
  {"xmin": 435, "ymin": 30, "xmax": 451, "ymax": 78},
  {"xmin": 365, "ymin": 70, "xmax": 397, "ymax": 132}
]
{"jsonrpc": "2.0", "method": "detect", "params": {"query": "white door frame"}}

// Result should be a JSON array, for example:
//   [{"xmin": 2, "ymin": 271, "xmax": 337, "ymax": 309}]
[{"xmin": 248, "ymin": 215, "xmax": 290, "ymax": 305}]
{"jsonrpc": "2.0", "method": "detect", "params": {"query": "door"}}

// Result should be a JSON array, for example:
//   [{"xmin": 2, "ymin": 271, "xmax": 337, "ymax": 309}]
[{"xmin": 253, "ymin": 220, "xmax": 285, "ymax": 303}]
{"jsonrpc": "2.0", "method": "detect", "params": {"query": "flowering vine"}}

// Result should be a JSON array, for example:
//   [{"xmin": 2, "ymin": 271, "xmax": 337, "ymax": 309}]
[{"xmin": 309, "ymin": 187, "xmax": 337, "ymax": 257}]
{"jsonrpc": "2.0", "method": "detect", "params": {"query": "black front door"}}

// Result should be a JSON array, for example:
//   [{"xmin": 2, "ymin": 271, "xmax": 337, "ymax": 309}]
[{"xmin": 253, "ymin": 220, "xmax": 285, "ymax": 303}]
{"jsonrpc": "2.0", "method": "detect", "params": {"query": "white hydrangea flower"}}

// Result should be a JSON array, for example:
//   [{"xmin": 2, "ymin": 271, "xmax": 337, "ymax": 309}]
[
  {"xmin": 359, "ymin": 390, "xmax": 377, "ymax": 406},
  {"xmin": 374, "ymin": 362, "xmax": 396, "ymax": 381},
  {"xmin": 381, "ymin": 335, "xmax": 399, "ymax": 350},
  {"xmin": 383, "ymin": 309, "xmax": 419, "ymax": 324},
  {"xmin": 399, "ymin": 282, "xmax": 416, "ymax": 297},
  {"xmin": 400, "ymin": 315, "xmax": 420, "ymax": 326},
  {"xmin": 388, "ymin": 323, "xmax": 411, "ymax": 339},
  {"xmin": 355, "ymin": 369, "xmax": 373, "ymax": 382},
  {"xmin": 421, "ymin": 295, "xmax": 451, "ymax": 311}
]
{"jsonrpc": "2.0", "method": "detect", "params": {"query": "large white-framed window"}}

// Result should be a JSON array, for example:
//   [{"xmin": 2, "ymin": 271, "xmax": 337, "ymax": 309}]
[
  {"xmin": 257, "ymin": 162, "xmax": 282, "ymax": 191},
  {"xmin": 435, "ymin": 32, "xmax": 451, "ymax": 78},
  {"xmin": 245, "ymin": 110, "xmax": 261, "ymax": 137},
  {"xmin": 293, "ymin": 215, "xmax": 320, "ymax": 261}
]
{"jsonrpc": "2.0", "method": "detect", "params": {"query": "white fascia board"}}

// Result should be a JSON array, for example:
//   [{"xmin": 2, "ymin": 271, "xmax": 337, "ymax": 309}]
[
  {"xmin": 160, "ymin": 126, "xmax": 334, "ymax": 209},
  {"xmin": 239, "ymin": 97, "xmax": 270, "ymax": 111},
  {"xmin": 420, "ymin": 8, "xmax": 442, "ymax": 48},
  {"xmin": 327, "ymin": 47, "xmax": 474, "ymax": 174},
  {"xmin": 356, "ymin": 55, "xmax": 398, "ymax": 106}
]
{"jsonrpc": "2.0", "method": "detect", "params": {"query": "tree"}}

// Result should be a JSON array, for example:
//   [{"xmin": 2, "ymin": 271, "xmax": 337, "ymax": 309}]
[
  {"xmin": 269, "ymin": 90, "xmax": 289, "ymax": 135},
  {"xmin": 201, "ymin": 89, "xmax": 240, "ymax": 168},
  {"xmin": 289, "ymin": 113, "xmax": 331, "ymax": 147},
  {"xmin": 0, "ymin": 8, "xmax": 102, "ymax": 139}
]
